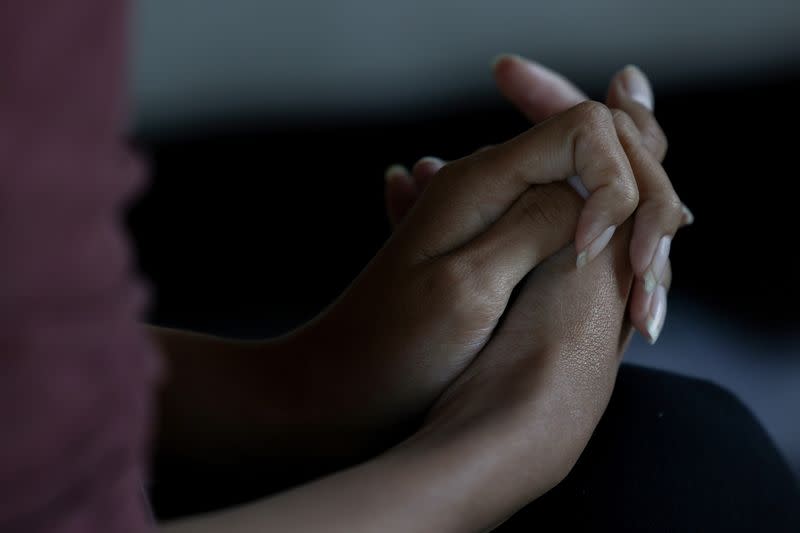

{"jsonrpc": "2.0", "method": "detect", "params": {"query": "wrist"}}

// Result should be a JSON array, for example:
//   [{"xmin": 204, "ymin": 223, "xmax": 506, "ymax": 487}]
[
  {"xmin": 408, "ymin": 345, "xmax": 592, "ymax": 521},
  {"xmin": 162, "ymin": 429, "xmax": 511, "ymax": 533},
  {"xmin": 397, "ymin": 416, "xmax": 555, "ymax": 532}
]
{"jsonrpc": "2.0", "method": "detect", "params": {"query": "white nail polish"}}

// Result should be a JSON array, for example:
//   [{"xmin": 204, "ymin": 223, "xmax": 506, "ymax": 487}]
[
  {"xmin": 681, "ymin": 204, "xmax": 695, "ymax": 226},
  {"xmin": 414, "ymin": 156, "xmax": 446, "ymax": 174},
  {"xmin": 646, "ymin": 285, "xmax": 667, "ymax": 344},
  {"xmin": 576, "ymin": 250, "xmax": 588, "ymax": 269},
  {"xmin": 644, "ymin": 236, "xmax": 671, "ymax": 293},
  {"xmin": 567, "ymin": 175, "xmax": 590, "ymax": 200},
  {"xmin": 622, "ymin": 65, "xmax": 653, "ymax": 111},
  {"xmin": 644, "ymin": 269, "xmax": 658, "ymax": 293},
  {"xmin": 575, "ymin": 225, "xmax": 616, "ymax": 268},
  {"xmin": 384, "ymin": 164, "xmax": 408, "ymax": 182}
]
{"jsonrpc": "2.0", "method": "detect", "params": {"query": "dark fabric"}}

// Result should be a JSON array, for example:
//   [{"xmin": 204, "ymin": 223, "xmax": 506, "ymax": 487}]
[
  {"xmin": 504, "ymin": 364, "xmax": 800, "ymax": 532},
  {"xmin": 150, "ymin": 365, "xmax": 800, "ymax": 532},
  {"xmin": 0, "ymin": 2, "xmax": 159, "ymax": 532}
]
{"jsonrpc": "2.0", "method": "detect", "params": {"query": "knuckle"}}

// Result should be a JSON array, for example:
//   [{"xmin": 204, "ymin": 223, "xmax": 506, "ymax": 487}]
[
  {"xmin": 610, "ymin": 108, "xmax": 627, "ymax": 121},
  {"xmin": 421, "ymin": 256, "xmax": 474, "ymax": 318},
  {"xmin": 572, "ymin": 101, "xmax": 613, "ymax": 131},
  {"xmin": 426, "ymin": 255, "xmax": 470, "ymax": 298},
  {"xmin": 645, "ymin": 188, "xmax": 681, "ymax": 227},
  {"xmin": 615, "ymin": 178, "xmax": 640, "ymax": 209},
  {"xmin": 518, "ymin": 185, "xmax": 577, "ymax": 229},
  {"xmin": 424, "ymin": 254, "xmax": 503, "ymax": 329},
  {"xmin": 427, "ymin": 254, "xmax": 484, "ymax": 305},
  {"xmin": 518, "ymin": 189, "xmax": 561, "ymax": 228},
  {"xmin": 612, "ymin": 110, "xmax": 642, "ymax": 146},
  {"xmin": 611, "ymin": 108, "xmax": 636, "ymax": 131}
]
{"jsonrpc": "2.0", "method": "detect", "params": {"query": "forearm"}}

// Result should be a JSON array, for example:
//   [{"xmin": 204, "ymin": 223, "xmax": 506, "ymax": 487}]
[
  {"xmin": 150, "ymin": 325, "xmax": 414, "ymax": 467},
  {"xmin": 159, "ymin": 424, "xmax": 536, "ymax": 533},
  {"xmin": 151, "ymin": 326, "xmax": 301, "ymax": 463}
]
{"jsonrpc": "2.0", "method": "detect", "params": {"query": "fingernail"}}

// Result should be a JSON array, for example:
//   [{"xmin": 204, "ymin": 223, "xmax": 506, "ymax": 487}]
[
  {"xmin": 576, "ymin": 225, "xmax": 616, "ymax": 268},
  {"xmin": 646, "ymin": 285, "xmax": 667, "ymax": 344},
  {"xmin": 567, "ymin": 175, "xmax": 590, "ymax": 200},
  {"xmin": 681, "ymin": 204, "xmax": 695, "ymax": 226},
  {"xmin": 384, "ymin": 164, "xmax": 408, "ymax": 182},
  {"xmin": 644, "ymin": 235, "xmax": 672, "ymax": 293},
  {"xmin": 415, "ymin": 156, "xmax": 446, "ymax": 172},
  {"xmin": 621, "ymin": 65, "xmax": 653, "ymax": 111}
]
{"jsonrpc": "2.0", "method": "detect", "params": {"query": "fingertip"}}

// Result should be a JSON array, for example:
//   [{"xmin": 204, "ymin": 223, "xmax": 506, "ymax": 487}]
[
  {"xmin": 628, "ymin": 205, "xmax": 679, "ymax": 279},
  {"xmin": 645, "ymin": 285, "xmax": 667, "ymax": 344},
  {"xmin": 412, "ymin": 156, "xmax": 445, "ymax": 178},
  {"xmin": 621, "ymin": 65, "xmax": 654, "ymax": 111},
  {"xmin": 492, "ymin": 53, "xmax": 528, "ymax": 91},
  {"xmin": 642, "ymin": 235, "xmax": 672, "ymax": 292},
  {"xmin": 412, "ymin": 156, "xmax": 446, "ymax": 192},
  {"xmin": 384, "ymin": 164, "xmax": 410, "ymax": 183},
  {"xmin": 628, "ymin": 235, "xmax": 659, "ymax": 283},
  {"xmin": 384, "ymin": 164, "xmax": 418, "ymax": 228},
  {"xmin": 608, "ymin": 65, "xmax": 654, "ymax": 112},
  {"xmin": 662, "ymin": 259, "xmax": 673, "ymax": 291},
  {"xmin": 630, "ymin": 281, "xmax": 651, "ymax": 341},
  {"xmin": 490, "ymin": 53, "xmax": 520, "ymax": 72},
  {"xmin": 494, "ymin": 54, "xmax": 587, "ymax": 123},
  {"xmin": 680, "ymin": 204, "xmax": 695, "ymax": 226},
  {"xmin": 575, "ymin": 224, "xmax": 616, "ymax": 269},
  {"xmin": 491, "ymin": 53, "xmax": 552, "ymax": 77}
]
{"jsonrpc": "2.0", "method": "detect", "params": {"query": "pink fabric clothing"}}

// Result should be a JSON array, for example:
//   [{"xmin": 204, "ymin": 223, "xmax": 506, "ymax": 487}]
[{"xmin": 1, "ymin": 1, "xmax": 160, "ymax": 531}]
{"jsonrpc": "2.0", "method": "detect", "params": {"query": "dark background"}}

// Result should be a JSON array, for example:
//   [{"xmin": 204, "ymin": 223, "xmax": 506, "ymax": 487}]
[{"xmin": 129, "ymin": 74, "xmax": 800, "ymax": 337}]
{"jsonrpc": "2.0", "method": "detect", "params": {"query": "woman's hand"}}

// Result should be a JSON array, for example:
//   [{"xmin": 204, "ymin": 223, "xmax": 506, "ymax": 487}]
[
  {"xmin": 152, "ymin": 60, "xmax": 683, "ymax": 471},
  {"xmin": 162, "ymin": 191, "xmax": 636, "ymax": 533},
  {"xmin": 152, "ymin": 60, "xmax": 685, "ymax": 480},
  {"xmin": 386, "ymin": 58, "xmax": 689, "ymax": 343},
  {"xmin": 157, "ymin": 61, "xmax": 681, "ymax": 533},
  {"xmin": 288, "ymin": 94, "xmax": 680, "ymax": 455},
  {"xmin": 407, "ymin": 213, "xmax": 635, "ymax": 531}
]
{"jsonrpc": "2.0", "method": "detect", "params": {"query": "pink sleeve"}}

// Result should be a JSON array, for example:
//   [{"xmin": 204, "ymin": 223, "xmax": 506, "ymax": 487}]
[{"xmin": 0, "ymin": 1, "xmax": 161, "ymax": 531}]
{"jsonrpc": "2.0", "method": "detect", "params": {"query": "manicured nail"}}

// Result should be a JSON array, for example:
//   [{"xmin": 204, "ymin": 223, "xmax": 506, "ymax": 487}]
[
  {"xmin": 415, "ymin": 156, "xmax": 446, "ymax": 172},
  {"xmin": 621, "ymin": 65, "xmax": 653, "ymax": 111},
  {"xmin": 576, "ymin": 225, "xmax": 617, "ymax": 268},
  {"xmin": 681, "ymin": 204, "xmax": 695, "ymax": 226},
  {"xmin": 644, "ymin": 235, "xmax": 671, "ymax": 293},
  {"xmin": 646, "ymin": 285, "xmax": 667, "ymax": 344},
  {"xmin": 567, "ymin": 175, "xmax": 590, "ymax": 200},
  {"xmin": 384, "ymin": 164, "xmax": 408, "ymax": 182}
]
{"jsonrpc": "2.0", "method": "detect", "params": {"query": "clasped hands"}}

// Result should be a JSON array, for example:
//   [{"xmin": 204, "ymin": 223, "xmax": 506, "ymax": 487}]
[{"xmin": 276, "ymin": 55, "xmax": 689, "ymax": 511}]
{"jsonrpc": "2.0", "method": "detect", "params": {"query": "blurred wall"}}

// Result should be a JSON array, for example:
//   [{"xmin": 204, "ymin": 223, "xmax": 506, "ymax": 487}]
[{"xmin": 132, "ymin": 0, "xmax": 800, "ymax": 134}]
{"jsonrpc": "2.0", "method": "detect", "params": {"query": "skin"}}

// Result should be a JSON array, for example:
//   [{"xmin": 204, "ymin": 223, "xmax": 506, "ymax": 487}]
[
  {"xmin": 156, "ymin": 59, "xmax": 686, "ymax": 531},
  {"xmin": 163, "ymin": 190, "xmax": 634, "ymax": 533},
  {"xmin": 387, "ymin": 57, "xmax": 684, "ymax": 341}
]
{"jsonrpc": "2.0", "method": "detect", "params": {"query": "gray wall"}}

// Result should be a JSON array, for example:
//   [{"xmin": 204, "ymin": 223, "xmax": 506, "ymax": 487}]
[{"xmin": 132, "ymin": 0, "xmax": 800, "ymax": 131}]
